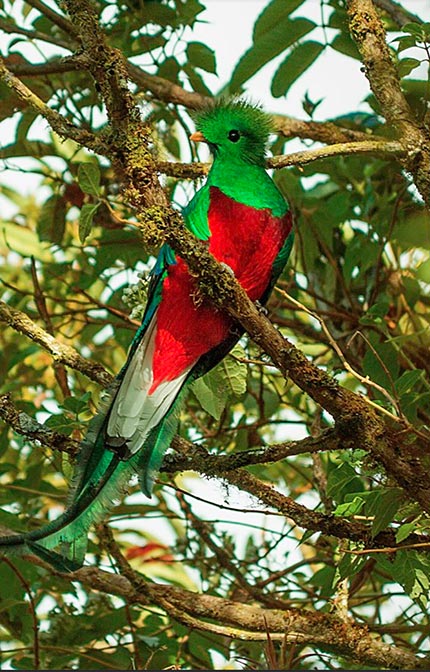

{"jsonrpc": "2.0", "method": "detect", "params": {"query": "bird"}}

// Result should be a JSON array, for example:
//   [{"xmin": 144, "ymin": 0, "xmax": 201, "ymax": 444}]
[{"xmin": 0, "ymin": 99, "xmax": 294, "ymax": 571}]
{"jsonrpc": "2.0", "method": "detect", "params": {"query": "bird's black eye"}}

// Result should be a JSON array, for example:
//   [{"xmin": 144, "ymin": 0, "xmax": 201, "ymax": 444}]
[{"xmin": 228, "ymin": 129, "xmax": 241, "ymax": 142}]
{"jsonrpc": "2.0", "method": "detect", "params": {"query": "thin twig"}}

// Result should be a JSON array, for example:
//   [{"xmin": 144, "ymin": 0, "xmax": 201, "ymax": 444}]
[
  {"xmin": 30, "ymin": 258, "xmax": 71, "ymax": 398},
  {"xmin": 1, "ymin": 557, "xmax": 40, "ymax": 670},
  {"xmin": 276, "ymin": 289, "xmax": 401, "ymax": 421}
]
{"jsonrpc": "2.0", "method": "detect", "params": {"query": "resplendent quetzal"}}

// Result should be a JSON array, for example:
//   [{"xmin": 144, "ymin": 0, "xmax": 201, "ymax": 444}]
[{"xmin": 0, "ymin": 99, "xmax": 293, "ymax": 571}]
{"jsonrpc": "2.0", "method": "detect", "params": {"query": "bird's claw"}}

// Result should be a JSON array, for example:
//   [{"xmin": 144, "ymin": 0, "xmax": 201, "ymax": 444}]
[
  {"xmin": 255, "ymin": 300, "xmax": 268, "ymax": 315},
  {"xmin": 220, "ymin": 262, "xmax": 235, "ymax": 277}
]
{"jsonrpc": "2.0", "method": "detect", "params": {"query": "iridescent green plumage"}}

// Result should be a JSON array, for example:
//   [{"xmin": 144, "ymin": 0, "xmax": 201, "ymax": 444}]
[
  {"xmin": 0, "ymin": 99, "xmax": 293, "ymax": 570},
  {"xmin": 194, "ymin": 98, "xmax": 273, "ymax": 166}
]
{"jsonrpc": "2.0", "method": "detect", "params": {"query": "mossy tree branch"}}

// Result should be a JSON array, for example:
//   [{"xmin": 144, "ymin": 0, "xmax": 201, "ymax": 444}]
[
  {"xmin": 61, "ymin": 0, "xmax": 168, "ymax": 211},
  {"xmin": 2, "ymin": 391, "xmax": 430, "ymax": 555},
  {"xmin": 1, "ymin": 0, "xmax": 429, "ymax": 514},
  {"xmin": 0, "ymin": 301, "xmax": 113, "ymax": 388},
  {"xmin": 1, "ymin": 1, "xmax": 430, "ymax": 668},
  {"xmin": 0, "ymin": 57, "xmax": 101, "ymax": 151},
  {"xmin": 347, "ymin": 0, "xmax": 430, "ymax": 209},
  {"xmin": 0, "ymin": 552, "xmax": 421, "ymax": 670}
]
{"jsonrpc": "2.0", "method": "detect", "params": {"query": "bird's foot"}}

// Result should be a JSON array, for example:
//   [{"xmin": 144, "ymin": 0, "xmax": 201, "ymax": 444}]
[
  {"xmin": 255, "ymin": 300, "xmax": 268, "ymax": 315},
  {"xmin": 220, "ymin": 262, "xmax": 235, "ymax": 277}
]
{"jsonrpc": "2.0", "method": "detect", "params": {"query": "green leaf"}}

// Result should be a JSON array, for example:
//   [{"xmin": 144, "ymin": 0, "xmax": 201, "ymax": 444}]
[
  {"xmin": 191, "ymin": 376, "xmax": 226, "ymax": 421},
  {"xmin": 186, "ymin": 42, "xmax": 217, "ymax": 74},
  {"xmin": 7, "ymin": 345, "xmax": 39, "ymax": 371},
  {"xmin": 62, "ymin": 391, "xmax": 92, "ymax": 415},
  {"xmin": 309, "ymin": 565, "xmax": 336, "ymax": 598},
  {"xmin": 183, "ymin": 64, "xmax": 213, "ymax": 97},
  {"xmin": 402, "ymin": 22, "xmax": 426, "ymax": 38},
  {"xmin": 36, "ymin": 194, "xmax": 67, "ymax": 245},
  {"xmin": 395, "ymin": 206, "xmax": 430, "ymax": 248},
  {"xmin": 337, "ymin": 553, "xmax": 368, "ymax": 581},
  {"xmin": 218, "ymin": 343, "xmax": 248, "ymax": 398},
  {"xmin": 141, "ymin": 2, "xmax": 177, "ymax": 27},
  {"xmin": 394, "ymin": 369, "xmax": 425, "ymax": 397},
  {"xmin": 93, "ymin": 227, "xmax": 147, "ymax": 274},
  {"xmin": 326, "ymin": 462, "xmax": 364, "ymax": 504},
  {"xmin": 79, "ymin": 202, "xmax": 100, "ymax": 243},
  {"xmin": 230, "ymin": 17, "xmax": 315, "ymax": 92},
  {"xmin": 412, "ymin": 569, "xmax": 429, "ymax": 605},
  {"xmin": 359, "ymin": 297, "xmax": 390, "ymax": 327},
  {"xmin": 377, "ymin": 551, "xmax": 430, "ymax": 611},
  {"xmin": 271, "ymin": 41, "xmax": 324, "ymax": 97},
  {"xmin": 396, "ymin": 521, "xmax": 417, "ymax": 543},
  {"xmin": 365, "ymin": 488, "xmax": 402, "ymax": 537},
  {"xmin": 362, "ymin": 332, "xmax": 399, "ymax": 393},
  {"xmin": 253, "ymin": 0, "xmax": 305, "ymax": 41},
  {"xmin": 131, "ymin": 34, "xmax": 166, "ymax": 56},
  {"xmin": 77, "ymin": 162, "xmax": 101, "ymax": 197},
  {"xmin": 157, "ymin": 56, "xmax": 180, "ymax": 83},
  {"xmin": 177, "ymin": 0, "xmax": 205, "ymax": 27},
  {"xmin": 398, "ymin": 57, "xmax": 421, "ymax": 78},
  {"xmin": 330, "ymin": 32, "xmax": 360, "ymax": 60},
  {"xmin": 393, "ymin": 34, "xmax": 418, "ymax": 53},
  {"xmin": 333, "ymin": 496, "xmax": 365, "ymax": 517},
  {"xmin": 343, "ymin": 234, "xmax": 380, "ymax": 282},
  {"xmin": 1, "ymin": 220, "xmax": 53, "ymax": 262},
  {"xmin": 416, "ymin": 257, "xmax": 430, "ymax": 284},
  {"xmin": 191, "ymin": 346, "xmax": 246, "ymax": 419}
]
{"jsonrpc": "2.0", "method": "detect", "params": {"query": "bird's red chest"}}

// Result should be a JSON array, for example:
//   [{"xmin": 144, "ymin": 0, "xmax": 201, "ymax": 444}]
[
  {"xmin": 207, "ymin": 187, "xmax": 291, "ymax": 300},
  {"xmin": 150, "ymin": 187, "xmax": 292, "ymax": 390}
]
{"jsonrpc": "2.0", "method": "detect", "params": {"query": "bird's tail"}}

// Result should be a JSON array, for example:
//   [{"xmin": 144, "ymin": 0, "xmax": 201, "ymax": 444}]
[{"xmin": 0, "ymin": 383, "xmax": 183, "ymax": 571}]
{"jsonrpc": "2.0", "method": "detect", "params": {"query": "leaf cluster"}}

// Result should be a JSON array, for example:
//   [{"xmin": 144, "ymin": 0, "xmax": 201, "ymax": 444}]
[{"xmin": 1, "ymin": 0, "xmax": 430, "ymax": 669}]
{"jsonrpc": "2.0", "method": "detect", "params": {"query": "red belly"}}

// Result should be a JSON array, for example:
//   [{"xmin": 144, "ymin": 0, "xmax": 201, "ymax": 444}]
[{"xmin": 150, "ymin": 188, "xmax": 292, "ymax": 390}]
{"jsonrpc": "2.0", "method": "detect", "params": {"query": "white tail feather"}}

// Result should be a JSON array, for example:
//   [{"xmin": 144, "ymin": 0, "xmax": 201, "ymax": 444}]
[{"xmin": 107, "ymin": 316, "xmax": 192, "ymax": 455}]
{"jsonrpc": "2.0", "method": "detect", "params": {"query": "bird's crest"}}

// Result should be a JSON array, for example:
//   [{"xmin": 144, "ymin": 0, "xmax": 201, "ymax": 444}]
[{"xmin": 192, "ymin": 98, "xmax": 273, "ymax": 166}]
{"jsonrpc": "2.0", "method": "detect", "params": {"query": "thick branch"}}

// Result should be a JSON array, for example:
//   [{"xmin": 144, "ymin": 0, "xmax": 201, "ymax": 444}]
[
  {"xmin": 128, "ymin": 63, "xmax": 209, "ymax": 110},
  {"xmin": 0, "ymin": 57, "xmax": 101, "ymax": 151},
  {"xmin": 129, "ymin": 63, "xmax": 389, "ymax": 145},
  {"xmin": 169, "ymin": 429, "xmax": 340, "ymax": 471},
  {"xmin": 0, "ymin": 18, "xmax": 72, "ymax": 50},
  {"xmin": 347, "ymin": 0, "xmax": 430, "ymax": 208},
  {"xmin": 138, "ymin": 209, "xmax": 430, "ymax": 513},
  {"xmin": 0, "ymin": 394, "xmax": 78, "ymax": 456},
  {"xmin": 24, "ymin": 0, "xmax": 78, "ymax": 38},
  {"xmin": 274, "ymin": 113, "xmax": 385, "ymax": 144},
  {"xmin": 15, "ymin": 558, "xmax": 424, "ymax": 670},
  {"xmin": 2, "ymin": 528, "xmax": 421, "ymax": 669},
  {"xmin": 0, "ymin": 389, "xmax": 333, "ymax": 465},
  {"xmin": 167, "ymin": 437, "xmax": 430, "ymax": 552},
  {"xmin": 3, "ymin": 55, "xmax": 84, "ymax": 78},
  {"xmin": 3, "ymin": 53, "xmax": 398, "ymax": 154},
  {"xmin": 373, "ymin": 0, "xmax": 422, "ymax": 27},
  {"xmin": 270, "ymin": 139, "xmax": 404, "ymax": 168},
  {"xmin": 157, "ymin": 139, "xmax": 404, "ymax": 179},
  {"xmin": 62, "ymin": 0, "xmax": 167, "ymax": 210},
  {"xmin": 0, "ymin": 300, "xmax": 112, "ymax": 387},
  {"xmin": 2, "ymin": 400, "xmax": 428, "ymax": 551}
]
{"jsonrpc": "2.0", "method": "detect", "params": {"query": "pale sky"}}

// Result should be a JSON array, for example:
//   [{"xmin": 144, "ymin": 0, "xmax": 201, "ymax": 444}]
[{"xmin": 194, "ymin": 0, "xmax": 430, "ymax": 120}]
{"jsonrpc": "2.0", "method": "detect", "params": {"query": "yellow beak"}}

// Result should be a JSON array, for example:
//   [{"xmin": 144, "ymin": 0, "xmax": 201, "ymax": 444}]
[{"xmin": 189, "ymin": 131, "xmax": 206, "ymax": 143}]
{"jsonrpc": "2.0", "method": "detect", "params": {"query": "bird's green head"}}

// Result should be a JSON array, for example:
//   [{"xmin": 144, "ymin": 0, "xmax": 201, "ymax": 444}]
[{"xmin": 191, "ymin": 99, "xmax": 273, "ymax": 167}]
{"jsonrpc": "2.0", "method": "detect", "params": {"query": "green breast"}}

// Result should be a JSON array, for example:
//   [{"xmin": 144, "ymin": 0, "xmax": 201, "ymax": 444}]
[
  {"xmin": 183, "ymin": 159, "xmax": 289, "ymax": 240},
  {"xmin": 207, "ymin": 159, "xmax": 288, "ymax": 218}
]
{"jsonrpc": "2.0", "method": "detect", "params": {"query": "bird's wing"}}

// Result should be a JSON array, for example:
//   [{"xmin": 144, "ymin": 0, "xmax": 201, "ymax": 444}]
[
  {"xmin": 182, "ymin": 183, "xmax": 211, "ymax": 240},
  {"xmin": 103, "ymin": 187, "xmax": 213, "ymax": 458}
]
